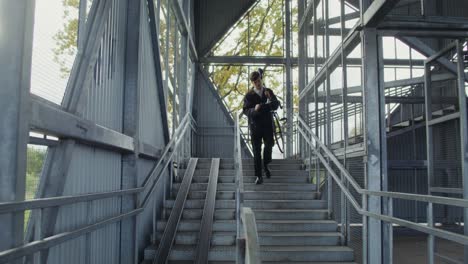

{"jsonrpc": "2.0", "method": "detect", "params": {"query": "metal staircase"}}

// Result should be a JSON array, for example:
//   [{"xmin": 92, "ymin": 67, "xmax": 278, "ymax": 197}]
[{"xmin": 143, "ymin": 157, "xmax": 356, "ymax": 263}]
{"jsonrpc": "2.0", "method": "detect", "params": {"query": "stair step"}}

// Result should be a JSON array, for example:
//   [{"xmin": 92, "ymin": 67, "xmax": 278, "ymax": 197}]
[
  {"xmin": 192, "ymin": 175, "xmax": 311, "ymax": 184},
  {"xmin": 195, "ymin": 158, "xmax": 303, "ymax": 165},
  {"xmin": 153, "ymin": 231, "xmax": 236, "ymax": 246},
  {"xmin": 182, "ymin": 169, "xmax": 308, "ymax": 177},
  {"xmin": 194, "ymin": 163, "xmax": 303, "ymax": 170},
  {"xmin": 164, "ymin": 199, "xmax": 325, "ymax": 210},
  {"xmin": 182, "ymin": 191, "xmax": 235, "ymax": 200},
  {"xmin": 173, "ymin": 183, "xmax": 316, "ymax": 192},
  {"xmin": 163, "ymin": 208, "xmax": 328, "ymax": 221},
  {"xmin": 144, "ymin": 245, "xmax": 236, "ymax": 261},
  {"xmin": 259, "ymin": 245, "xmax": 354, "ymax": 262},
  {"xmin": 163, "ymin": 208, "xmax": 236, "ymax": 220},
  {"xmin": 156, "ymin": 220, "xmax": 337, "ymax": 232},
  {"xmin": 145, "ymin": 245, "xmax": 353, "ymax": 262},
  {"xmin": 255, "ymin": 220, "xmax": 338, "ymax": 232},
  {"xmin": 182, "ymin": 191, "xmax": 317, "ymax": 200},
  {"xmin": 253, "ymin": 209, "xmax": 328, "ymax": 220},
  {"xmin": 258, "ymin": 232, "xmax": 342, "ymax": 246},
  {"xmin": 157, "ymin": 220, "xmax": 236, "ymax": 232}
]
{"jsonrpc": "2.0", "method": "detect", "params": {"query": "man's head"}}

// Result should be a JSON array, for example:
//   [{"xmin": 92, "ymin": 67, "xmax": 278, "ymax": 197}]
[{"xmin": 250, "ymin": 71, "xmax": 262, "ymax": 90}]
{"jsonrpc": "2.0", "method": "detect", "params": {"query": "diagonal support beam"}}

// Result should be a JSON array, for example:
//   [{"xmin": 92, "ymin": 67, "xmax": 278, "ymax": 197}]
[
  {"xmin": 25, "ymin": 1, "xmax": 115, "ymax": 263},
  {"xmin": 399, "ymin": 36, "xmax": 468, "ymax": 82}
]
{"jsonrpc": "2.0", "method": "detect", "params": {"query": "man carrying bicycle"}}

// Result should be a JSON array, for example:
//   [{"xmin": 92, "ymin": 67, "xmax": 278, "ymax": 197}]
[{"xmin": 242, "ymin": 69, "xmax": 280, "ymax": 184}]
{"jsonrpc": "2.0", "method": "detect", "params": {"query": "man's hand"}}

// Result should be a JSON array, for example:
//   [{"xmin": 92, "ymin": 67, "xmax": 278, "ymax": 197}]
[{"xmin": 255, "ymin": 104, "xmax": 261, "ymax": 111}]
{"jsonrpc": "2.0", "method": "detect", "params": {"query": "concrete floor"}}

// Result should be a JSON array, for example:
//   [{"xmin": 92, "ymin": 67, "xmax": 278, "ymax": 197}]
[{"xmin": 393, "ymin": 235, "xmax": 463, "ymax": 264}]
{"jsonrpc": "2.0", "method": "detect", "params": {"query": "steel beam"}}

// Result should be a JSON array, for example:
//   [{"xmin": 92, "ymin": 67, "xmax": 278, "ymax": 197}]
[
  {"xmin": 362, "ymin": 0, "xmax": 401, "ymax": 27},
  {"xmin": 29, "ymin": 95, "xmax": 135, "ymax": 153},
  {"xmin": 31, "ymin": 1, "xmax": 114, "ymax": 262},
  {"xmin": 455, "ymin": 40, "xmax": 468, "ymax": 264},
  {"xmin": 121, "ymin": 0, "xmax": 142, "ymax": 263},
  {"xmin": 285, "ymin": 0, "xmax": 293, "ymax": 157},
  {"xmin": 147, "ymin": 0, "xmax": 170, "ymax": 144},
  {"xmin": 361, "ymin": 28, "xmax": 387, "ymax": 264},
  {"xmin": 399, "ymin": 36, "xmax": 468, "ymax": 82},
  {"xmin": 300, "ymin": 0, "xmax": 401, "ymax": 100},
  {"xmin": 0, "ymin": 0, "xmax": 35, "ymax": 256},
  {"xmin": 169, "ymin": 0, "xmax": 197, "ymax": 61},
  {"xmin": 195, "ymin": 158, "xmax": 219, "ymax": 264}
]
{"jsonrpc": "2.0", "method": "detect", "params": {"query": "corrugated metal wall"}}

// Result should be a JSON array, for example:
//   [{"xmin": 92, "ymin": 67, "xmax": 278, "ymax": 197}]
[
  {"xmin": 136, "ymin": 0, "xmax": 169, "ymax": 255},
  {"xmin": 48, "ymin": 1, "xmax": 127, "ymax": 263},
  {"xmin": 46, "ymin": 0, "xmax": 171, "ymax": 262},
  {"xmin": 192, "ymin": 68, "xmax": 251, "ymax": 158},
  {"xmin": 195, "ymin": 0, "xmax": 257, "ymax": 55}
]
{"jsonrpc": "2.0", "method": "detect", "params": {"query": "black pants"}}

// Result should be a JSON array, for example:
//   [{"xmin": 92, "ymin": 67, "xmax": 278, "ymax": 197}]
[{"xmin": 251, "ymin": 130, "xmax": 274, "ymax": 178}]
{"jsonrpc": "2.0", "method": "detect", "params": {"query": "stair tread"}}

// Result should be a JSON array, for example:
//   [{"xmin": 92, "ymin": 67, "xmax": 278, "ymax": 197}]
[
  {"xmin": 259, "ymin": 232, "xmax": 342, "ymax": 237},
  {"xmin": 257, "ymin": 220, "xmax": 335, "ymax": 223},
  {"xmin": 261, "ymin": 245, "xmax": 354, "ymax": 252}
]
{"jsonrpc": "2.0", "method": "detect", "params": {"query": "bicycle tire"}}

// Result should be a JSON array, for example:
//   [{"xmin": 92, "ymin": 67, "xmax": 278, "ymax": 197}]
[{"xmin": 273, "ymin": 112, "xmax": 285, "ymax": 153}]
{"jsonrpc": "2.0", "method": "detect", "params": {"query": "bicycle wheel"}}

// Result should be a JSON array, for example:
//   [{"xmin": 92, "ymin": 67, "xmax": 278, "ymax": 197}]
[{"xmin": 273, "ymin": 112, "xmax": 285, "ymax": 153}]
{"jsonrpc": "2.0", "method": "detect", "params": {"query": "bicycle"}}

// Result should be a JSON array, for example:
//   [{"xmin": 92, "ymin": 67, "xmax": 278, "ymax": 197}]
[{"xmin": 272, "ymin": 104, "xmax": 287, "ymax": 154}]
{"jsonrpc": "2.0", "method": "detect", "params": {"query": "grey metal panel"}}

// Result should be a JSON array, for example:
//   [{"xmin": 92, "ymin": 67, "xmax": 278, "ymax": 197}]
[
  {"xmin": 195, "ymin": 0, "xmax": 257, "ymax": 56},
  {"xmin": 49, "ymin": 144, "xmax": 122, "ymax": 264},
  {"xmin": 136, "ymin": 159, "xmax": 167, "ymax": 257},
  {"xmin": 46, "ymin": 2, "xmax": 127, "ymax": 263},
  {"xmin": 138, "ymin": 0, "xmax": 165, "ymax": 147},
  {"xmin": 192, "ymin": 68, "xmax": 236, "ymax": 158},
  {"xmin": 82, "ymin": 0, "xmax": 126, "ymax": 132}
]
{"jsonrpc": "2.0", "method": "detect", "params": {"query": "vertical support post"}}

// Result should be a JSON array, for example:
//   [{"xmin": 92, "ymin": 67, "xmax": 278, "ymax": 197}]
[
  {"xmin": 324, "ymin": 0, "xmax": 333, "ymax": 219},
  {"xmin": 164, "ymin": 5, "xmax": 170, "ymax": 106},
  {"xmin": 427, "ymin": 202, "xmax": 434, "ymax": 264},
  {"xmin": 297, "ymin": 0, "xmax": 306, "ymax": 159},
  {"xmin": 361, "ymin": 27, "xmax": 386, "ymax": 264},
  {"xmin": 424, "ymin": 62, "xmax": 434, "ymax": 195},
  {"xmin": 340, "ymin": 0, "xmax": 349, "ymax": 245},
  {"xmin": 455, "ymin": 40, "xmax": 468, "ymax": 264},
  {"xmin": 0, "ymin": 0, "xmax": 35, "ymax": 257},
  {"xmin": 121, "ymin": 0, "xmax": 142, "ymax": 263},
  {"xmin": 312, "ymin": 0, "xmax": 320, "ymax": 190},
  {"xmin": 285, "ymin": 0, "xmax": 293, "ymax": 158},
  {"xmin": 77, "ymin": 0, "xmax": 88, "ymax": 51}
]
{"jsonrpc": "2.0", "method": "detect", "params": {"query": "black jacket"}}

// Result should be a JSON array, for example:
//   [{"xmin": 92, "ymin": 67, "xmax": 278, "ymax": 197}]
[{"xmin": 242, "ymin": 87, "xmax": 280, "ymax": 135}]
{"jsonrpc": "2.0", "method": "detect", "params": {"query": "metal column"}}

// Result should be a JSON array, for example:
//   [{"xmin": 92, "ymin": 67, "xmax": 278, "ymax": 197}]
[
  {"xmin": 361, "ymin": 28, "xmax": 387, "ymax": 264},
  {"xmin": 121, "ymin": 0, "xmax": 142, "ymax": 262},
  {"xmin": 285, "ymin": 0, "xmax": 293, "ymax": 158},
  {"xmin": 0, "ymin": 0, "xmax": 35, "ymax": 255},
  {"xmin": 456, "ymin": 40, "xmax": 468, "ymax": 264}
]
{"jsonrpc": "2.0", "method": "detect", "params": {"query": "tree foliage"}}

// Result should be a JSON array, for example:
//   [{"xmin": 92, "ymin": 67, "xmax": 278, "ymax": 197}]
[
  {"xmin": 26, "ymin": 147, "xmax": 46, "ymax": 199},
  {"xmin": 53, "ymin": 0, "xmax": 80, "ymax": 78},
  {"xmin": 208, "ymin": 0, "xmax": 299, "ymax": 119}
]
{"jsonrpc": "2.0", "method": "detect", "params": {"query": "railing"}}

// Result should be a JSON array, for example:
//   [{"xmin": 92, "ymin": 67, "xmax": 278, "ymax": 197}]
[
  {"xmin": 234, "ymin": 112, "xmax": 262, "ymax": 264},
  {"xmin": 296, "ymin": 114, "xmax": 468, "ymax": 264},
  {"xmin": 0, "ymin": 112, "xmax": 196, "ymax": 263}
]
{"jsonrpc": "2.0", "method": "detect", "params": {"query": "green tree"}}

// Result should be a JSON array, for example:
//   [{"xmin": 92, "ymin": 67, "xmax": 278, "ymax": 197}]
[
  {"xmin": 53, "ymin": 0, "xmax": 80, "ymax": 77},
  {"xmin": 208, "ymin": 0, "xmax": 299, "ymax": 120},
  {"xmin": 26, "ymin": 147, "xmax": 46, "ymax": 200}
]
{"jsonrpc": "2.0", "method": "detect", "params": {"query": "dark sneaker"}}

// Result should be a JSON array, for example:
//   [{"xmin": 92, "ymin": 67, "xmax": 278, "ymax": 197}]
[
  {"xmin": 264, "ymin": 165, "xmax": 271, "ymax": 178},
  {"xmin": 255, "ymin": 176, "xmax": 263, "ymax": 184}
]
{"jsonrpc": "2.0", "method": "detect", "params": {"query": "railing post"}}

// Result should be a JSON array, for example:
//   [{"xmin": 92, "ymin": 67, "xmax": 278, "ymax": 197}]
[
  {"xmin": 427, "ymin": 202, "xmax": 434, "ymax": 264},
  {"xmin": 34, "ymin": 209, "xmax": 43, "ymax": 264},
  {"xmin": 340, "ymin": 171, "xmax": 347, "ymax": 245},
  {"xmin": 362, "ymin": 193, "xmax": 368, "ymax": 264}
]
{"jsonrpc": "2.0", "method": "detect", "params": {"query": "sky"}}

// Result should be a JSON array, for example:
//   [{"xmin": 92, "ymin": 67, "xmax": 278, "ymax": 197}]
[{"xmin": 31, "ymin": 0, "xmax": 76, "ymax": 105}]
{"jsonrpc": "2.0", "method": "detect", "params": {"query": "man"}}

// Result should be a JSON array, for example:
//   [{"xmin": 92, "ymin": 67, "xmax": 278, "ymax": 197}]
[{"xmin": 242, "ymin": 69, "xmax": 280, "ymax": 184}]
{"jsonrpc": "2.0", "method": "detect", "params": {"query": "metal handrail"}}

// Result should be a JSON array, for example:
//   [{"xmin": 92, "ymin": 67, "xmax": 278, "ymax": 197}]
[
  {"xmin": 235, "ymin": 112, "xmax": 261, "ymax": 264},
  {"xmin": 0, "ymin": 113, "xmax": 196, "ymax": 263},
  {"xmin": 296, "ymin": 114, "xmax": 468, "ymax": 247},
  {"xmin": 297, "ymin": 114, "xmax": 468, "ymax": 209},
  {"xmin": 241, "ymin": 207, "xmax": 262, "ymax": 264}
]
